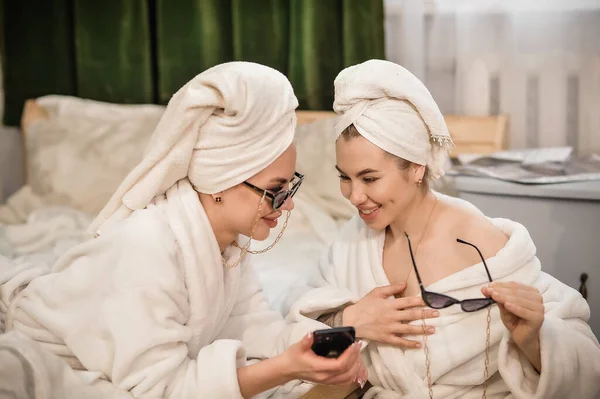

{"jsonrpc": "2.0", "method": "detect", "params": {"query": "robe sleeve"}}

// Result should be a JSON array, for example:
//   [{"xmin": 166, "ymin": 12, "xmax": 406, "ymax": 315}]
[
  {"xmin": 15, "ymin": 210, "xmax": 248, "ymax": 399},
  {"xmin": 498, "ymin": 272, "xmax": 600, "ymax": 399},
  {"xmin": 216, "ymin": 261, "xmax": 324, "ymax": 360},
  {"xmin": 98, "ymin": 280, "xmax": 248, "ymax": 399},
  {"xmin": 284, "ymin": 225, "xmax": 363, "ymax": 325}
]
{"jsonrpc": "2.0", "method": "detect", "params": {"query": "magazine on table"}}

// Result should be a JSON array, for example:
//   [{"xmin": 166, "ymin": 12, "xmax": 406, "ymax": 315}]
[{"xmin": 448, "ymin": 147, "xmax": 600, "ymax": 184}]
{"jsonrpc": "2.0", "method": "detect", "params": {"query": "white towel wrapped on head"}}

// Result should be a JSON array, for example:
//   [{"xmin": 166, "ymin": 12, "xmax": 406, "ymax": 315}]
[
  {"xmin": 333, "ymin": 59, "xmax": 452, "ymax": 180},
  {"xmin": 90, "ymin": 61, "xmax": 298, "ymax": 234}
]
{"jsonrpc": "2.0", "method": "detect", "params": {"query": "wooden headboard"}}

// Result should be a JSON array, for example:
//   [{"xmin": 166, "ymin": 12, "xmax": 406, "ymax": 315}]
[
  {"xmin": 296, "ymin": 110, "xmax": 337, "ymax": 125},
  {"xmin": 444, "ymin": 114, "xmax": 509, "ymax": 156},
  {"xmin": 20, "ymin": 101, "xmax": 507, "ymax": 165},
  {"xmin": 20, "ymin": 103, "xmax": 337, "ymax": 130}
]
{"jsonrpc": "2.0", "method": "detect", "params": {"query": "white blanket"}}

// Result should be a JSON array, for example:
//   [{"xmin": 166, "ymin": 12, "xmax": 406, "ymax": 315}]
[
  {"xmin": 2, "ymin": 179, "xmax": 323, "ymax": 398},
  {"xmin": 0, "ymin": 330, "xmax": 132, "ymax": 399},
  {"xmin": 0, "ymin": 187, "xmax": 94, "ymax": 269},
  {"xmin": 286, "ymin": 195, "xmax": 600, "ymax": 399}
]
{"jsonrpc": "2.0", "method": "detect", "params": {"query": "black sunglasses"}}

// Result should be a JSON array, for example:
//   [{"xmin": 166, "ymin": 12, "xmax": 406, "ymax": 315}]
[
  {"xmin": 405, "ymin": 233, "xmax": 495, "ymax": 312},
  {"xmin": 242, "ymin": 172, "xmax": 304, "ymax": 211}
]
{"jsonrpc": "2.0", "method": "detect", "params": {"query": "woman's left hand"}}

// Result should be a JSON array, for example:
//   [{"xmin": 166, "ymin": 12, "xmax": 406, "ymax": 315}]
[{"xmin": 482, "ymin": 282, "xmax": 544, "ymax": 371}]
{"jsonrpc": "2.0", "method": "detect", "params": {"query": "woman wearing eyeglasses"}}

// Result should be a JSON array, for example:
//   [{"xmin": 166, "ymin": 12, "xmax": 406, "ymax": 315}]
[
  {"xmin": 287, "ymin": 60, "xmax": 600, "ymax": 399},
  {"xmin": 0, "ymin": 62, "xmax": 367, "ymax": 398}
]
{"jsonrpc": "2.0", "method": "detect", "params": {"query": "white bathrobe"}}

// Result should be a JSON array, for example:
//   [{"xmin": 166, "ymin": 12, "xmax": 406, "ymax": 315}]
[
  {"xmin": 286, "ymin": 194, "xmax": 600, "ymax": 399},
  {"xmin": 1, "ymin": 179, "xmax": 323, "ymax": 398}
]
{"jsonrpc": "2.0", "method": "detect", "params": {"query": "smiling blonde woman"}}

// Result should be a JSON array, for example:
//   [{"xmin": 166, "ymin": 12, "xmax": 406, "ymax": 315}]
[{"xmin": 287, "ymin": 59, "xmax": 600, "ymax": 399}]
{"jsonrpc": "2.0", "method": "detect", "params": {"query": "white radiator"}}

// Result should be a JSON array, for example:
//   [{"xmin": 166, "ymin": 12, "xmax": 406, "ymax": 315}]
[{"xmin": 384, "ymin": 0, "xmax": 600, "ymax": 155}]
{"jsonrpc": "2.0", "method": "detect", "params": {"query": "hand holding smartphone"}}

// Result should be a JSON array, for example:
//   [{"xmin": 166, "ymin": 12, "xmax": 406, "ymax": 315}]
[{"xmin": 311, "ymin": 326, "xmax": 356, "ymax": 358}]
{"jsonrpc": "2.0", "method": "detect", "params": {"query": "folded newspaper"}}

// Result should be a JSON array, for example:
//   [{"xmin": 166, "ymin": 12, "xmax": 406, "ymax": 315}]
[{"xmin": 448, "ymin": 147, "xmax": 600, "ymax": 184}]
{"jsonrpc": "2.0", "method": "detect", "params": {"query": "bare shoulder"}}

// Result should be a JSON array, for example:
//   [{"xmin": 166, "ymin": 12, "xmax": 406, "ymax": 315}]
[
  {"xmin": 451, "ymin": 203, "xmax": 507, "ymax": 258},
  {"xmin": 430, "ymin": 201, "xmax": 508, "ymax": 269}
]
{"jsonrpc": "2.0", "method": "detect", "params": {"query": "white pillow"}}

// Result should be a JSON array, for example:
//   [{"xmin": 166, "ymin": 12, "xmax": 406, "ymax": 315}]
[
  {"xmin": 294, "ymin": 116, "xmax": 354, "ymax": 220},
  {"xmin": 25, "ymin": 96, "xmax": 165, "ymax": 215}
]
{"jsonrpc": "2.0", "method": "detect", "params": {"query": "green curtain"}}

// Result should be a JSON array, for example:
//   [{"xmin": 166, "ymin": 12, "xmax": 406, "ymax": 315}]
[
  {"xmin": 74, "ymin": 0, "xmax": 153, "ymax": 103},
  {"xmin": 1, "ymin": 0, "xmax": 384, "ymax": 126},
  {"xmin": 1, "ymin": 0, "xmax": 76, "ymax": 126},
  {"xmin": 156, "ymin": 0, "xmax": 234, "ymax": 104}
]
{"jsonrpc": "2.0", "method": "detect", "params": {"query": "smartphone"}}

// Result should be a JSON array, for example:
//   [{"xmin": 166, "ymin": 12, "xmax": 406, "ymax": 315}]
[{"xmin": 311, "ymin": 326, "xmax": 356, "ymax": 358}]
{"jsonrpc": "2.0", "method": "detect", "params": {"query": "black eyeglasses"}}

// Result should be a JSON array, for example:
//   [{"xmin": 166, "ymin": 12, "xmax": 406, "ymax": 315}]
[
  {"xmin": 242, "ymin": 172, "xmax": 304, "ymax": 211},
  {"xmin": 405, "ymin": 233, "xmax": 495, "ymax": 312}
]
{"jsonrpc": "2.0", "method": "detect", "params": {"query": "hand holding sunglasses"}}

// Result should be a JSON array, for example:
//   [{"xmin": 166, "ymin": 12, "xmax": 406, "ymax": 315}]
[{"xmin": 481, "ymin": 281, "xmax": 544, "ymax": 372}]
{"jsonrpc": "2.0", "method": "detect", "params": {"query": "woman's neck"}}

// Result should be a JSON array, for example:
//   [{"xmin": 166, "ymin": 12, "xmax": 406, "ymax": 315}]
[
  {"xmin": 387, "ymin": 190, "xmax": 436, "ymax": 243},
  {"xmin": 212, "ymin": 223, "xmax": 237, "ymax": 254},
  {"xmin": 199, "ymin": 194, "xmax": 236, "ymax": 253}
]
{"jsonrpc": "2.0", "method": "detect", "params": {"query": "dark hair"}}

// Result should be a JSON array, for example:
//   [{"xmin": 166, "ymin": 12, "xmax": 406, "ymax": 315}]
[
  {"xmin": 339, "ymin": 124, "xmax": 363, "ymax": 141},
  {"xmin": 339, "ymin": 124, "xmax": 429, "ymax": 187}
]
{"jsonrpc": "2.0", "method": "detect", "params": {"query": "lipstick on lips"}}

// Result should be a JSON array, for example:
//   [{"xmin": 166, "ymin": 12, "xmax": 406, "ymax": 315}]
[{"xmin": 262, "ymin": 215, "xmax": 279, "ymax": 228}]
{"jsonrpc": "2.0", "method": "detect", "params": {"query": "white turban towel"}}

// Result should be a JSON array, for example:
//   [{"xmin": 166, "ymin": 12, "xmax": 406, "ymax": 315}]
[
  {"xmin": 333, "ymin": 59, "xmax": 453, "ymax": 180},
  {"xmin": 89, "ymin": 61, "xmax": 298, "ymax": 234}
]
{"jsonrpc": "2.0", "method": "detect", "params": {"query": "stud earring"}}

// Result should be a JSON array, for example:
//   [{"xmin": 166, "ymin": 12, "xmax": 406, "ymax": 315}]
[
  {"xmin": 417, "ymin": 179, "xmax": 423, "ymax": 187},
  {"xmin": 215, "ymin": 196, "xmax": 222, "ymax": 203}
]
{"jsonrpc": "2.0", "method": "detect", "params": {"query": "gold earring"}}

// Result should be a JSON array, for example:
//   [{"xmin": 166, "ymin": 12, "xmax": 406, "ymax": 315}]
[{"xmin": 417, "ymin": 179, "xmax": 422, "ymax": 187}]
